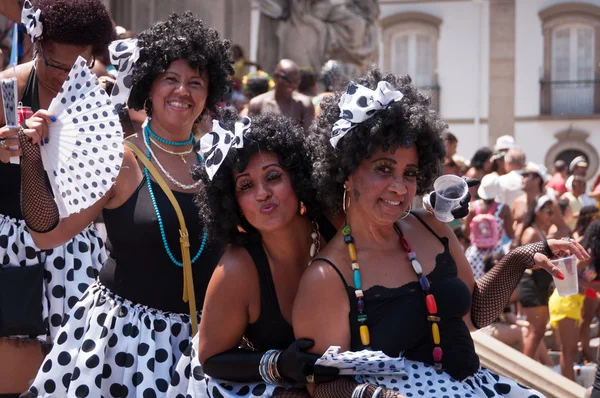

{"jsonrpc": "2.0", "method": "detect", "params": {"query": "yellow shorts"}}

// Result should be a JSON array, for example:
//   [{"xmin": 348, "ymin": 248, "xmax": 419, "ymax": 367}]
[{"xmin": 548, "ymin": 289, "xmax": 584, "ymax": 328}]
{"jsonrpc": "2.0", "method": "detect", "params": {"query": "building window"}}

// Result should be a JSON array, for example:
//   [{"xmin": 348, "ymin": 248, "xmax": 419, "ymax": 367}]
[
  {"xmin": 539, "ymin": 3, "xmax": 600, "ymax": 116},
  {"xmin": 381, "ymin": 12, "xmax": 442, "ymax": 112}
]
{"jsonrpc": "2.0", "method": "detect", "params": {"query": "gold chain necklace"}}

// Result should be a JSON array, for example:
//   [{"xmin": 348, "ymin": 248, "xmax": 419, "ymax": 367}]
[{"xmin": 149, "ymin": 136, "xmax": 194, "ymax": 163}]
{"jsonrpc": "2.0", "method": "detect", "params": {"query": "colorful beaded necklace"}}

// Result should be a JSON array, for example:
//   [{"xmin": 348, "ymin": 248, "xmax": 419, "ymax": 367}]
[
  {"xmin": 341, "ymin": 222, "xmax": 443, "ymax": 370},
  {"xmin": 142, "ymin": 123, "xmax": 208, "ymax": 267}
]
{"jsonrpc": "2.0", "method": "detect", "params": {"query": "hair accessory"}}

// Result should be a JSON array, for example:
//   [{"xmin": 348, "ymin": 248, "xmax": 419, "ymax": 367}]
[
  {"xmin": 200, "ymin": 116, "xmax": 251, "ymax": 180},
  {"xmin": 330, "ymin": 81, "xmax": 404, "ymax": 148},
  {"xmin": 108, "ymin": 38, "xmax": 140, "ymax": 111},
  {"xmin": 21, "ymin": 0, "xmax": 43, "ymax": 44}
]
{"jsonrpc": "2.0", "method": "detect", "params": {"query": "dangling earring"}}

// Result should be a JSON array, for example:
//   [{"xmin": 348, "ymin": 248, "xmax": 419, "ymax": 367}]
[
  {"xmin": 342, "ymin": 184, "xmax": 351, "ymax": 214},
  {"xmin": 299, "ymin": 201, "xmax": 307, "ymax": 215},
  {"xmin": 399, "ymin": 203, "xmax": 412, "ymax": 220}
]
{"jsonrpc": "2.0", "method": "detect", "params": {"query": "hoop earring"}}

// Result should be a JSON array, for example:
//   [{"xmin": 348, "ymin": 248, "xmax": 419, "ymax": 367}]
[
  {"xmin": 399, "ymin": 203, "xmax": 412, "ymax": 220},
  {"xmin": 299, "ymin": 201, "xmax": 307, "ymax": 215},
  {"xmin": 342, "ymin": 190, "xmax": 351, "ymax": 214}
]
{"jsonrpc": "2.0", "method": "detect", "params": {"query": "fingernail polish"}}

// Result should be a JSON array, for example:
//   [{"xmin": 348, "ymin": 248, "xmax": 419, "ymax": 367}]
[
  {"xmin": 40, "ymin": 140, "xmax": 44, "ymax": 146},
  {"xmin": 44, "ymin": 137, "xmax": 49, "ymax": 144},
  {"xmin": 586, "ymin": 288, "xmax": 597, "ymax": 299},
  {"xmin": 556, "ymin": 272, "xmax": 565, "ymax": 280},
  {"xmin": 50, "ymin": 116, "xmax": 56, "ymax": 122}
]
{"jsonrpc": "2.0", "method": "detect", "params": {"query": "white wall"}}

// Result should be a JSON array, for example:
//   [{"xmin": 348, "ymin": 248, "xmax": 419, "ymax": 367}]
[
  {"xmin": 446, "ymin": 122, "xmax": 490, "ymax": 161},
  {"xmin": 380, "ymin": 1, "xmax": 490, "ymax": 120}
]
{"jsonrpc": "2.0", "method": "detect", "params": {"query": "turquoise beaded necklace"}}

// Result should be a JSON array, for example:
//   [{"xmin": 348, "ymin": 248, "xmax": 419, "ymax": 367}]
[{"xmin": 142, "ymin": 123, "xmax": 207, "ymax": 267}]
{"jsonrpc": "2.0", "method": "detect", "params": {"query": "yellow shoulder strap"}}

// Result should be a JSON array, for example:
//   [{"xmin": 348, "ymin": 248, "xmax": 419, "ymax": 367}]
[{"xmin": 125, "ymin": 140, "xmax": 198, "ymax": 335}]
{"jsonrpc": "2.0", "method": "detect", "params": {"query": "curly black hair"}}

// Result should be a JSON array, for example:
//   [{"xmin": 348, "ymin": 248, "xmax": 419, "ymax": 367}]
[
  {"xmin": 32, "ymin": 0, "xmax": 114, "ymax": 56},
  {"xmin": 470, "ymin": 147, "xmax": 493, "ymax": 170},
  {"xmin": 194, "ymin": 111, "xmax": 318, "ymax": 246},
  {"xmin": 128, "ymin": 11, "xmax": 234, "ymax": 117},
  {"xmin": 310, "ymin": 66, "xmax": 446, "ymax": 214},
  {"xmin": 581, "ymin": 219, "xmax": 600, "ymax": 264}
]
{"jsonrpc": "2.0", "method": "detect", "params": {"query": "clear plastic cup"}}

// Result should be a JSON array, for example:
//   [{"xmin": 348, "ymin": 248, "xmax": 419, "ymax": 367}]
[
  {"xmin": 432, "ymin": 175, "xmax": 469, "ymax": 223},
  {"xmin": 551, "ymin": 255, "xmax": 578, "ymax": 297}
]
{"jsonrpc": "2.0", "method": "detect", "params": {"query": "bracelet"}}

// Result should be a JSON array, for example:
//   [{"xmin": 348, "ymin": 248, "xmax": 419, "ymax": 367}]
[
  {"xmin": 352, "ymin": 383, "xmax": 370, "ymax": 398},
  {"xmin": 371, "ymin": 386, "xmax": 383, "ymax": 398},
  {"xmin": 259, "ymin": 350, "xmax": 285, "ymax": 384}
]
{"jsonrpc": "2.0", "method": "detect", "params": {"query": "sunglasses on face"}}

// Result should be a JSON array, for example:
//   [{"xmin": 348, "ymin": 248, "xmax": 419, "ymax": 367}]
[{"xmin": 38, "ymin": 43, "xmax": 95, "ymax": 73}]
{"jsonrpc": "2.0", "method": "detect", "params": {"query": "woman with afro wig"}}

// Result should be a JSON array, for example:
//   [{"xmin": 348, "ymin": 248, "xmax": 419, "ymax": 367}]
[
  {"xmin": 0, "ymin": 0, "xmax": 113, "ymax": 395},
  {"xmin": 21, "ymin": 11, "xmax": 233, "ymax": 397},
  {"xmin": 292, "ymin": 67, "xmax": 588, "ymax": 398},
  {"xmin": 165, "ymin": 111, "xmax": 345, "ymax": 397}
]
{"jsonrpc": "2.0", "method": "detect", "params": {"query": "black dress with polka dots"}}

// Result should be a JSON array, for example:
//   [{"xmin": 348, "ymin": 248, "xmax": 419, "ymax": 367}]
[
  {"xmin": 99, "ymin": 175, "xmax": 224, "ymax": 313},
  {"xmin": 321, "ymin": 213, "xmax": 479, "ymax": 381}
]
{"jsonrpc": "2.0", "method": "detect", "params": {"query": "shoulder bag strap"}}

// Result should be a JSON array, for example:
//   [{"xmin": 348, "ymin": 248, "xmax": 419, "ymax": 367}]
[{"xmin": 125, "ymin": 140, "xmax": 198, "ymax": 335}]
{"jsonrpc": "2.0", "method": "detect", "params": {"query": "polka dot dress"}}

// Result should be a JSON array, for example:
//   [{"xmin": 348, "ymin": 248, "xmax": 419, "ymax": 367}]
[
  {"xmin": 359, "ymin": 359, "xmax": 545, "ymax": 398},
  {"xmin": 28, "ymin": 282, "xmax": 196, "ymax": 397},
  {"xmin": 0, "ymin": 214, "xmax": 105, "ymax": 343},
  {"xmin": 166, "ymin": 334, "xmax": 298, "ymax": 398}
]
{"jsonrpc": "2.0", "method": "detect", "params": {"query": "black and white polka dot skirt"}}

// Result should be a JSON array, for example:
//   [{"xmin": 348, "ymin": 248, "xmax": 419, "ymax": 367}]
[
  {"xmin": 167, "ymin": 334, "xmax": 298, "ymax": 398},
  {"xmin": 27, "ymin": 281, "xmax": 196, "ymax": 397},
  {"xmin": 0, "ymin": 215, "xmax": 105, "ymax": 343},
  {"xmin": 359, "ymin": 360, "xmax": 545, "ymax": 398}
]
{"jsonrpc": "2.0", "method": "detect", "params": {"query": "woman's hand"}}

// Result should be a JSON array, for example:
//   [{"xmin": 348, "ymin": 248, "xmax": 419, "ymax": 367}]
[
  {"xmin": 0, "ymin": 125, "xmax": 21, "ymax": 163},
  {"xmin": 533, "ymin": 238, "xmax": 590, "ymax": 278},
  {"xmin": 22, "ymin": 110, "xmax": 56, "ymax": 146}
]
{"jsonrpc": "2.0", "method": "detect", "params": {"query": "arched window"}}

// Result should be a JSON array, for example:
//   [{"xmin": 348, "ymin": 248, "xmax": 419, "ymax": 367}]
[
  {"xmin": 381, "ymin": 12, "xmax": 442, "ymax": 112},
  {"xmin": 539, "ymin": 3, "xmax": 600, "ymax": 115}
]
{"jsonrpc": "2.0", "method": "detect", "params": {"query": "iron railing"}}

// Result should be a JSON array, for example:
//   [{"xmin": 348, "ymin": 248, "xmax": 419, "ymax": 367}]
[{"xmin": 540, "ymin": 80, "xmax": 600, "ymax": 115}]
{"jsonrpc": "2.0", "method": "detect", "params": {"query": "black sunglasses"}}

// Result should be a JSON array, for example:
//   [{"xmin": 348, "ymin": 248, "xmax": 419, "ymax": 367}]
[
  {"xmin": 275, "ymin": 71, "xmax": 300, "ymax": 85},
  {"xmin": 38, "ymin": 43, "xmax": 95, "ymax": 73}
]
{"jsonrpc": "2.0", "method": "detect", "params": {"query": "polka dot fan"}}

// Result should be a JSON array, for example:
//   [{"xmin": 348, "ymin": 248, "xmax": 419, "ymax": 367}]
[{"xmin": 41, "ymin": 56, "xmax": 124, "ymax": 217}]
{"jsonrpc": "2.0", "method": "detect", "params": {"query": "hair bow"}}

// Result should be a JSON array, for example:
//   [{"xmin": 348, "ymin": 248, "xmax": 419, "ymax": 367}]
[
  {"xmin": 330, "ymin": 81, "xmax": 404, "ymax": 148},
  {"xmin": 201, "ymin": 117, "xmax": 251, "ymax": 180},
  {"xmin": 21, "ymin": 0, "xmax": 43, "ymax": 43},
  {"xmin": 108, "ymin": 38, "xmax": 140, "ymax": 111}
]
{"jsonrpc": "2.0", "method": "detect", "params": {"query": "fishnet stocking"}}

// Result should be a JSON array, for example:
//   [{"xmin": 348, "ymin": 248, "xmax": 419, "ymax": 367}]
[
  {"xmin": 471, "ymin": 242, "xmax": 550, "ymax": 329},
  {"xmin": 313, "ymin": 377, "xmax": 406, "ymax": 398},
  {"xmin": 18, "ymin": 130, "xmax": 59, "ymax": 233},
  {"xmin": 273, "ymin": 388, "xmax": 312, "ymax": 398}
]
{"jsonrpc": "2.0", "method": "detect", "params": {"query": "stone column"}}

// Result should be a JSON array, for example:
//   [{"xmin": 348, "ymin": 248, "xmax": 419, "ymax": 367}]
[{"xmin": 488, "ymin": 0, "xmax": 516, "ymax": 145}]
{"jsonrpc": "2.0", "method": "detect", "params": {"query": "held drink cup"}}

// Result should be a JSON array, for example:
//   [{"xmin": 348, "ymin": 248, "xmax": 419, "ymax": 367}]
[
  {"xmin": 551, "ymin": 255, "xmax": 578, "ymax": 296},
  {"xmin": 432, "ymin": 175, "xmax": 469, "ymax": 223}
]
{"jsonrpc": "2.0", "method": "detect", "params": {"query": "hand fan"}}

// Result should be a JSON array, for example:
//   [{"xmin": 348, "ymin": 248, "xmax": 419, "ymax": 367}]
[
  {"xmin": 1, "ymin": 77, "xmax": 20, "ymax": 164},
  {"xmin": 315, "ymin": 346, "xmax": 408, "ymax": 376},
  {"xmin": 41, "ymin": 56, "xmax": 124, "ymax": 217}
]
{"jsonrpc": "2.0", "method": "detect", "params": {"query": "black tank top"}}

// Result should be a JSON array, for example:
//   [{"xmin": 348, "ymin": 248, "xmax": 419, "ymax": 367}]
[
  {"xmin": 0, "ymin": 68, "xmax": 39, "ymax": 219},
  {"xmin": 244, "ymin": 216, "xmax": 336, "ymax": 351},
  {"xmin": 316, "ymin": 214, "xmax": 479, "ymax": 381},
  {"xmin": 99, "ymin": 174, "xmax": 224, "ymax": 313}
]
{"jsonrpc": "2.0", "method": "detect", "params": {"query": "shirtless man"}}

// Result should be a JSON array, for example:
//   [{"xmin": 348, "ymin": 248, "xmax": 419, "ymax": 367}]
[{"xmin": 248, "ymin": 59, "xmax": 314, "ymax": 132}]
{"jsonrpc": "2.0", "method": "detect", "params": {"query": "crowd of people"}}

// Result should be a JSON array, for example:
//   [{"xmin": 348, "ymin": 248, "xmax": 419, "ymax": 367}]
[
  {"xmin": 441, "ymin": 132, "xmax": 600, "ymax": 384},
  {"xmin": 0, "ymin": 1, "xmax": 597, "ymax": 398}
]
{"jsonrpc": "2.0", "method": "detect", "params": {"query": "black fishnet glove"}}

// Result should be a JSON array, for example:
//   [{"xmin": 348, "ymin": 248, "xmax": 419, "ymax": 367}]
[
  {"xmin": 18, "ymin": 128, "xmax": 59, "ymax": 233},
  {"xmin": 471, "ymin": 242, "xmax": 551, "ymax": 329},
  {"xmin": 314, "ymin": 377, "xmax": 406, "ymax": 398}
]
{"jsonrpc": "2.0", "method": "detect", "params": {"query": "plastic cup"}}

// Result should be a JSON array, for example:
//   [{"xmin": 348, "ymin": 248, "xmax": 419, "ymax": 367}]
[
  {"xmin": 551, "ymin": 255, "xmax": 578, "ymax": 297},
  {"xmin": 432, "ymin": 175, "xmax": 469, "ymax": 223}
]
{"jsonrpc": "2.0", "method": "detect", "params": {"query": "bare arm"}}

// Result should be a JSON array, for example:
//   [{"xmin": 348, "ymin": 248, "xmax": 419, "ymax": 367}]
[
  {"xmin": 0, "ymin": 0, "xmax": 23, "ymax": 24},
  {"xmin": 501, "ymin": 204, "xmax": 515, "ymax": 240},
  {"xmin": 301, "ymin": 99, "xmax": 315, "ymax": 133},
  {"xmin": 462, "ymin": 205, "xmax": 476, "ymax": 237}
]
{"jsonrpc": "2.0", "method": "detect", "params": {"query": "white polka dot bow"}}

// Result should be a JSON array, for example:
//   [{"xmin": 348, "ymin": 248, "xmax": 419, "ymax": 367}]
[
  {"xmin": 21, "ymin": 0, "xmax": 43, "ymax": 43},
  {"xmin": 200, "ymin": 116, "xmax": 251, "ymax": 180},
  {"xmin": 108, "ymin": 38, "xmax": 140, "ymax": 111},
  {"xmin": 330, "ymin": 81, "xmax": 404, "ymax": 148}
]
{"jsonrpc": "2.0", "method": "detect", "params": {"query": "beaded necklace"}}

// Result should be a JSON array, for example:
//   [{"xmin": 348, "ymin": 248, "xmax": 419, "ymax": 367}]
[
  {"xmin": 142, "ymin": 124, "xmax": 207, "ymax": 267},
  {"xmin": 146, "ymin": 120, "xmax": 194, "ymax": 146},
  {"xmin": 341, "ymin": 222, "xmax": 443, "ymax": 370}
]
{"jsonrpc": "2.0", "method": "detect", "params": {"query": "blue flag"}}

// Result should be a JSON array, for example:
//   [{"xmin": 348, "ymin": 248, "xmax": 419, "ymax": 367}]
[{"xmin": 9, "ymin": 23, "xmax": 18, "ymax": 67}]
